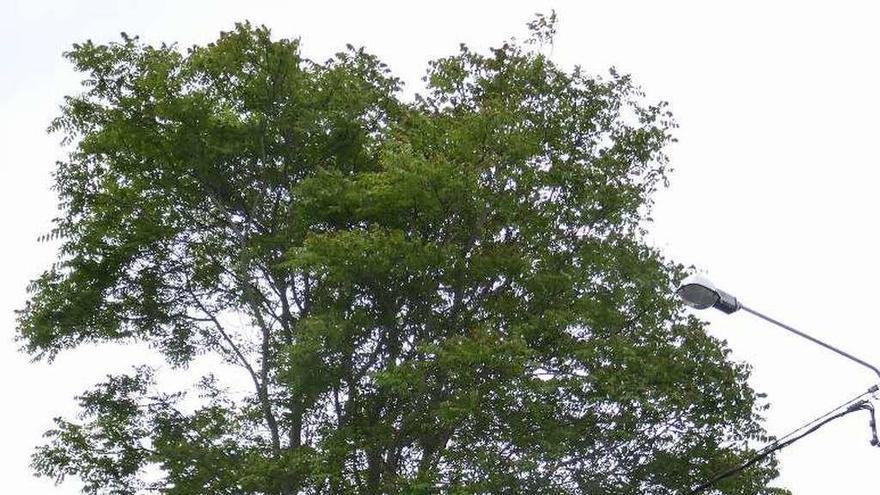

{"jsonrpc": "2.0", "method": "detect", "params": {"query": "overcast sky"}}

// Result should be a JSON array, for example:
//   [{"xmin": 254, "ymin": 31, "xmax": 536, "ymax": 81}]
[{"xmin": 3, "ymin": 1, "xmax": 880, "ymax": 493}]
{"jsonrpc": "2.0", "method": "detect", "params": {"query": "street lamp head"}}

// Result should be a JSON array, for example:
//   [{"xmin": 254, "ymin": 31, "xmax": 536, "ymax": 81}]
[
  {"xmin": 676, "ymin": 274, "xmax": 741, "ymax": 314},
  {"xmin": 676, "ymin": 274, "xmax": 718, "ymax": 309}
]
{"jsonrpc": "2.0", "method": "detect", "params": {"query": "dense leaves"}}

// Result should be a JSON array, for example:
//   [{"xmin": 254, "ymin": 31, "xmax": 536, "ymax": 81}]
[{"xmin": 20, "ymin": 19, "xmax": 788, "ymax": 495}]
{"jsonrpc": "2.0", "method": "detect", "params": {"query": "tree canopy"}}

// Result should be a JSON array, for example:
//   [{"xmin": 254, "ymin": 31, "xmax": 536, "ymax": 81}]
[{"xmin": 19, "ymin": 18, "xmax": 788, "ymax": 495}]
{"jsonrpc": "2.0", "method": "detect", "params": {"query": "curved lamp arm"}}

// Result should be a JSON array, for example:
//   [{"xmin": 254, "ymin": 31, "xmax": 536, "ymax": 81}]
[{"xmin": 738, "ymin": 304, "xmax": 880, "ymax": 380}]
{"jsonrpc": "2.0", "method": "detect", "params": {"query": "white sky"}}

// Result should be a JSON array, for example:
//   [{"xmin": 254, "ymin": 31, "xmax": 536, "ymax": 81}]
[{"xmin": 3, "ymin": 1, "xmax": 880, "ymax": 493}]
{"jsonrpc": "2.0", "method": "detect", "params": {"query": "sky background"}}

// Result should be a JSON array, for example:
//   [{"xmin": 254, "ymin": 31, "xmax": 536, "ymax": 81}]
[{"xmin": 3, "ymin": 1, "xmax": 880, "ymax": 492}]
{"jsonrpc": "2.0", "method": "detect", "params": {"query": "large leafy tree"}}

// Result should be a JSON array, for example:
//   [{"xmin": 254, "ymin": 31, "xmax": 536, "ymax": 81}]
[{"xmin": 19, "ymin": 18, "xmax": 787, "ymax": 495}]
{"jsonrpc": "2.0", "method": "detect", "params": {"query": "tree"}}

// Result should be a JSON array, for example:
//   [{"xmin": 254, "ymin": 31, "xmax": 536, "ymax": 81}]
[{"xmin": 19, "ymin": 18, "xmax": 788, "ymax": 495}]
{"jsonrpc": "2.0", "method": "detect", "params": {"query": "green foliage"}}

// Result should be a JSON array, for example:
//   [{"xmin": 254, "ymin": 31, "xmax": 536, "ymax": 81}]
[{"xmin": 20, "ymin": 17, "xmax": 788, "ymax": 495}]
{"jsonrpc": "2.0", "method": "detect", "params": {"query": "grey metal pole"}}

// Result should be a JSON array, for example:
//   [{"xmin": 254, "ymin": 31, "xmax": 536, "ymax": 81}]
[{"xmin": 740, "ymin": 304, "xmax": 880, "ymax": 381}]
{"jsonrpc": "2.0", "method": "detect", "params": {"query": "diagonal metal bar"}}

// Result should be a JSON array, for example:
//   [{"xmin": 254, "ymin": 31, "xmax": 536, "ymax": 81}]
[{"xmin": 740, "ymin": 304, "xmax": 880, "ymax": 380}]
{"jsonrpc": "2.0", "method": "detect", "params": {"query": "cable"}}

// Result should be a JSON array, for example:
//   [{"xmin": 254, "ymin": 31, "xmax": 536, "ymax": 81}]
[
  {"xmin": 688, "ymin": 402, "xmax": 869, "ymax": 494},
  {"xmin": 688, "ymin": 385, "xmax": 880, "ymax": 495},
  {"xmin": 770, "ymin": 385, "xmax": 878, "ymax": 448},
  {"xmin": 863, "ymin": 401, "xmax": 879, "ymax": 447}
]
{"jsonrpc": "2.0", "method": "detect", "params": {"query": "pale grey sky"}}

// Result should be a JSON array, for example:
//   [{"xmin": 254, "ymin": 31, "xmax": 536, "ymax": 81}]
[{"xmin": 3, "ymin": 1, "xmax": 880, "ymax": 493}]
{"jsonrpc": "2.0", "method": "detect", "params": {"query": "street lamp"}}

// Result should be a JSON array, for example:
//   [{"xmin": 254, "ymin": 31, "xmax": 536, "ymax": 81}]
[{"xmin": 676, "ymin": 274, "xmax": 880, "ymax": 380}]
